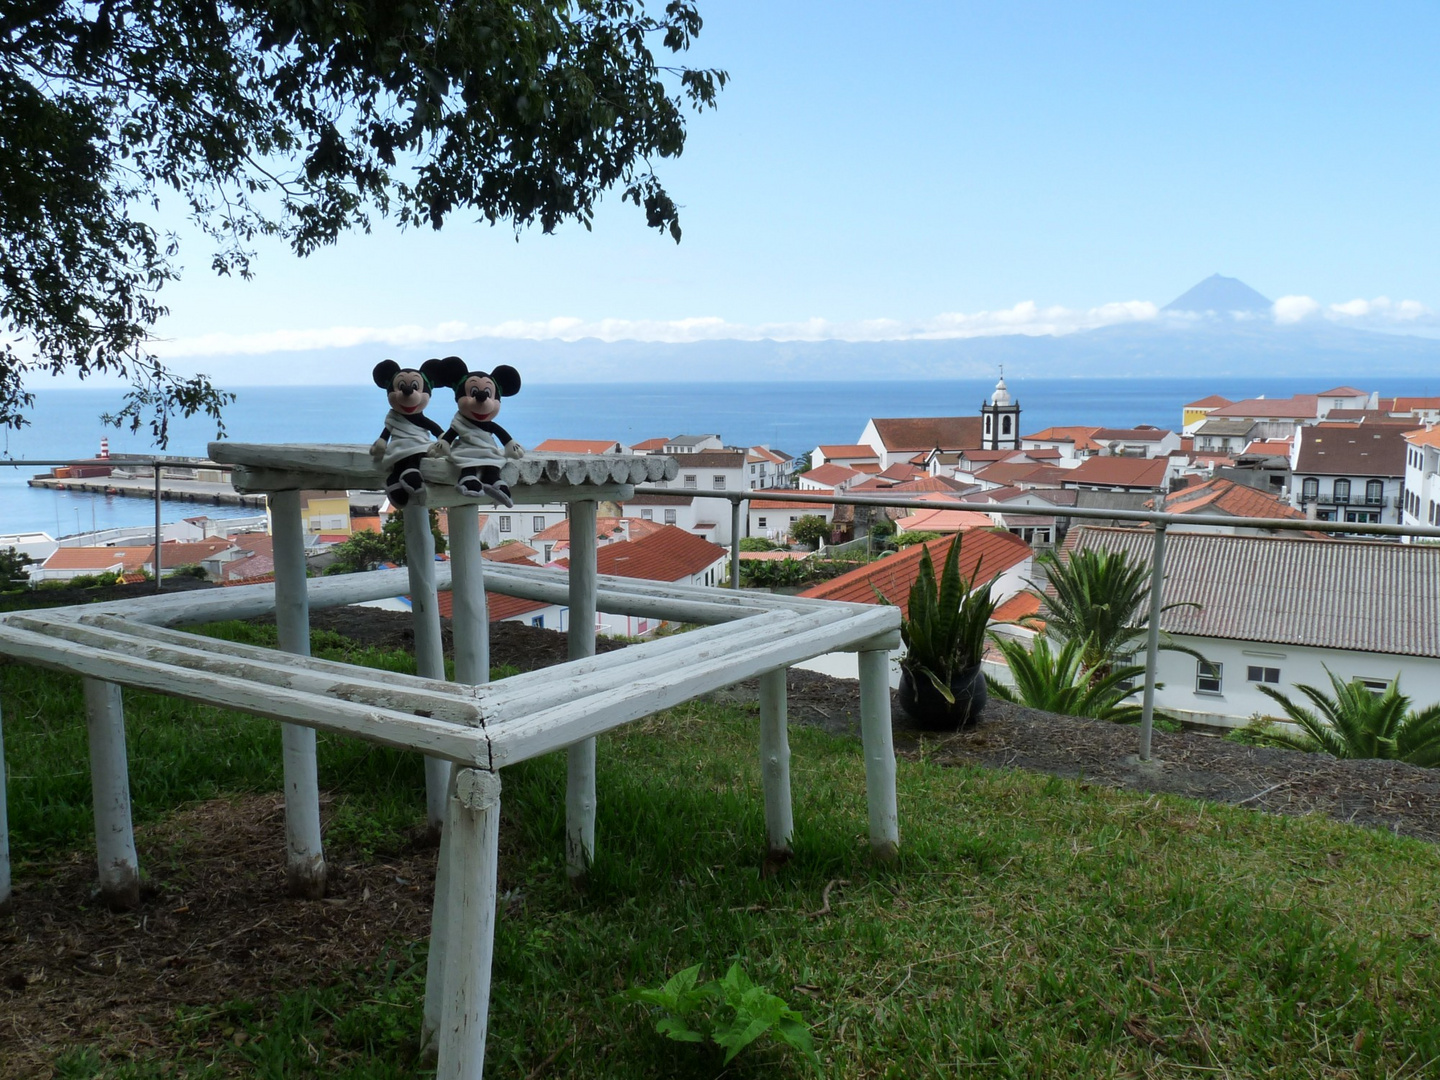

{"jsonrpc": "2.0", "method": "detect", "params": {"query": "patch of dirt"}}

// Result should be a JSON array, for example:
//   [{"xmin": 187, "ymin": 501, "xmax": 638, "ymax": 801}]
[{"xmin": 5, "ymin": 611, "xmax": 1440, "ymax": 1075}]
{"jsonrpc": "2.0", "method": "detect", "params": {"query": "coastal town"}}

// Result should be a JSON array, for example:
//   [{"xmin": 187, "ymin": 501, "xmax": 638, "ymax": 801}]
[{"xmin": 6, "ymin": 377, "xmax": 1440, "ymax": 734}]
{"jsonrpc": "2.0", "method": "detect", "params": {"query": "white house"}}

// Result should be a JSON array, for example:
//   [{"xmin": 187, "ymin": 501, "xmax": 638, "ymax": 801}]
[
  {"xmin": 746, "ymin": 490, "xmax": 834, "ymax": 544},
  {"xmin": 1091, "ymin": 426, "xmax": 1182, "ymax": 458},
  {"xmin": 1067, "ymin": 527, "xmax": 1440, "ymax": 728},
  {"xmin": 812, "ymin": 444, "xmax": 881, "ymax": 471},
  {"xmin": 618, "ymin": 491, "xmax": 706, "ymax": 539},
  {"xmin": 797, "ymin": 463, "xmax": 863, "ymax": 493},
  {"xmin": 1402, "ymin": 425, "xmax": 1440, "ymax": 532},
  {"xmin": 858, "ymin": 416, "xmax": 984, "ymax": 469},
  {"xmin": 667, "ymin": 449, "xmax": 746, "ymax": 543},
  {"xmin": 1289, "ymin": 422, "xmax": 1407, "ymax": 525},
  {"xmin": 490, "ymin": 500, "xmax": 569, "ymax": 548},
  {"xmin": 746, "ymin": 446, "xmax": 790, "ymax": 490}
]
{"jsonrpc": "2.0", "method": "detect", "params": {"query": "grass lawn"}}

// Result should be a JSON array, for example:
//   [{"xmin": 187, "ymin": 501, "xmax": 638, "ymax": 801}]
[{"xmin": 3, "ymin": 621, "xmax": 1440, "ymax": 1078}]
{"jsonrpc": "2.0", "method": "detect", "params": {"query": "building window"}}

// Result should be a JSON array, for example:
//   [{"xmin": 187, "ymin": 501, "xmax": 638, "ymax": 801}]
[
  {"xmin": 641, "ymin": 509, "xmax": 654, "ymax": 520},
  {"xmin": 499, "ymin": 516, "xmax": 512, "ymax": 533},
  {"xmin": 713, "ymin": 475, "xmax": 726, "ymax": 490},
  {"xmin": 1365, "ymin": 479, "xmax": 1383, "ymax": 505},
  {"xmin": 1333, "ymin": 478, "xmax": 1351, "ymax": 503},
  {"xmin": 531, "ymin": 615, "xmax": 545, "ymax": 628},
  {"xmin": 1354, "ymin": 677, "xmax": 1391, "ymax": 697},
  {"xmin": 543, "ymin": 544, "xmax": 554, "ymax": 562},
  {"xmin": 749, "ymin": 464, "xmax": 756, "ymax": 474},
  {"xmin": 683, "ymin": 474, "xmax": 697, "ymax": 489},
  {"xmin": 533, "ymin": 516, "xmax": 545, "ymax": 532},
  {"xmin": 757, "ymin": 516, "xmax": 767, "ymax": 529},
  {"xmin": 664, "ymin": 509, "xmax": 676, "ymax": 524},
  {"xmin": 1301, "ymin": 477, "xmax": 1318, "ymax": 501},
  {"xmin": 1247, "ymin": 665, "xmax": 1280, "ymax": 684},
  {"xmin": 1196, "ymin": 661, "xmax": 1223, "ymax": 694},
  {"xmin": 985, "ymin": 415, "xmax": 992, "ymax": 433},
  {"xmin": 1002, "ymin": 415, "xmax": 1012, "ymax": 435}
]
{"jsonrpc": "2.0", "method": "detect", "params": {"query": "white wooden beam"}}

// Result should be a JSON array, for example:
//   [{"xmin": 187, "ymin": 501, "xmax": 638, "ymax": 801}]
[
  {"xmin": 858, "ymin": 649, "xmax": 899, "ymax": 861},
  {"xmin": 759, "ymin": 669, "xmax": 794, "ymax": 858},
  {"xmin": 565, "ymin": 500, "xmax": 599, "ymax": 879},
  {"xmin": 83, "ymin": 679, "xmax": 141, "ymax": 909},
  {"xmin": 436, "ymin": 768, "xmax": 502, "ymax": 1080},
  {"xmin": 271, "ymin": 488, "xmax": 327, "ymax": 899},
  {"xmin": 0, "ymin": 625, "xmax": 490, "ymax": 764}
]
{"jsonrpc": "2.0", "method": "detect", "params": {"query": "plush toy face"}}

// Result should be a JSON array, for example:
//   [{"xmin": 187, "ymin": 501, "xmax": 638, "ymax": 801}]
[
  {"xmin": 385, "ymin": 369, "xmax": 431, "ymax": 416},
  {"xmin": 457, "ymin": 375, "xmax": 502, "ymax": 423}
]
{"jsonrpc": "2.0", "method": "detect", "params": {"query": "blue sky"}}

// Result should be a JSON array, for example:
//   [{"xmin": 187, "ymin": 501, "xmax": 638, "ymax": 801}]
[{"xmin": 146, "ymin": 0, "xmax": 1440, "ymax": 372}]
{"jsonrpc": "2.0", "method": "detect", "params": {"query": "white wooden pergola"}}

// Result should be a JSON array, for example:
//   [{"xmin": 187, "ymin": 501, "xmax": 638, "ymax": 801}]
[{"xmin": 0, "ymin": 445, "xmax": 901, "ymax": 1079}]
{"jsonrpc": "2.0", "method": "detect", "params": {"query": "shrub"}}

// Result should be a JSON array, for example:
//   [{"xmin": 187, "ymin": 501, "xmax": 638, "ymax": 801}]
[{"xmin": 789, "ymin": 515, "xmax": 831, "ymax": 549}]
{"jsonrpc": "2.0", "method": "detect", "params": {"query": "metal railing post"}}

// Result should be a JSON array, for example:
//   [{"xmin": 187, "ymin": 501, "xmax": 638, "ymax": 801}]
[
  {"xmin": 1138, "ymin": 523, "xmax": 1168, "ymax": 762},
  {"xmin": 730, "ymin": 495, "xmax": 742, "ymax": 590},
  {"xmin": 153, "ymin": 462, "xmax": 163, "ymax": 591}
]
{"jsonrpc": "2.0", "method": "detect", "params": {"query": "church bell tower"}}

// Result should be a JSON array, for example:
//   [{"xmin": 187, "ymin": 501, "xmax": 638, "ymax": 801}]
[{"xmin": 981, "ymin": 372, "xmax": 1021, "ymax": 451}]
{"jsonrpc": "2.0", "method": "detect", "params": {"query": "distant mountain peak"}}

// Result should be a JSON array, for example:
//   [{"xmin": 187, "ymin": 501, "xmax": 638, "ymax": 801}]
[{"xmin": 1163, "ymin": 274, "xmax": 1273, "ymax": 314}]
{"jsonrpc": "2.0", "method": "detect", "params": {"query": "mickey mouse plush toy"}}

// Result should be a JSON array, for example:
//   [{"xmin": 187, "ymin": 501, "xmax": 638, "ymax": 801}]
[
  {"xmin": 370, "ymin": 358, "xmax": 451, "ymax": 508},
  {"xmin": 426, "ymin": 359, "xmax": 525, "ymax": 507}
]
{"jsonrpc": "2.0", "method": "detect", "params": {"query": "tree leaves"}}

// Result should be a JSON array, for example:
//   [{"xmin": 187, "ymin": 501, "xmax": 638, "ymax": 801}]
[{"xmin": 1, "ymin": 1, "xmax": 726, "ymax": 441}]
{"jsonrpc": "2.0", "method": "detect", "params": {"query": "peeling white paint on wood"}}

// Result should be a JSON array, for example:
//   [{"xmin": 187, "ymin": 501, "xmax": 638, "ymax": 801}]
[
  {"xmin": 83, "ymin": 679, "xmax": 141, "ymax": 910},
  {"xmin": 404, "ymin": 504, "xmax": 450, "ymax": 832},
  {"xmin": 858, "ymin": 649, "xmax": 900, "ymax": 861},
  {"xmin": 272, "ymin": 488, "xmax": 326, "ymax": 899},
  {"xmin": 759, "ymin": 669, "xmax": 794, "ymax": 857}
]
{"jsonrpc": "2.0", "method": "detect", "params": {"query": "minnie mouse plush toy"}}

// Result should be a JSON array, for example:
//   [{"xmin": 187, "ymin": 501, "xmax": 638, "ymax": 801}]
[
  {"xmin": 426, "ymin": 360, "xmax": 525, "ymax": 508},
  {"xmin": 370, "ymin": 358, "xmax": 451, "ymax": 508}
]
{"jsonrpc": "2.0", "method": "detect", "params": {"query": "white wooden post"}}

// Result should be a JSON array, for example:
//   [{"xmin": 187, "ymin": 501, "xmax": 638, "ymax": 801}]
[
  {"xmin": 83, "ymin": 678, "xmax": 141, "ymax": 909},
  {"xmin": 436, "ymin": 768, "xmax": 502, "ymax": 1080},
  {"xmin": 758, "ymin": 668, "xmax": 794, "ymax": 857},
  {"xmin": 403, "ymin": 505, "xmax": 450, "ymax": 832},
  {"xmin": 565, "ymin": 500, "xmax": 598, "ymax": 878},
  {"xmin": 423, "ymin": 502, "xmax": 489, "ymax": 1050},
  {"xmin": 858, "ymin": 649, "xmax": 899, "ymax": 860},
  {"xmin": 270, "ymin": 488, "xmax": 327, "ymax": 899},
  {"xmin": 0, "ymin": 696, "xmax": 10, "ymax": 913}
]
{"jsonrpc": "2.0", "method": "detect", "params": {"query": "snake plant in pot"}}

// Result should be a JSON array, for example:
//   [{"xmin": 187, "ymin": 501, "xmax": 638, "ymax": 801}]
[{"xmin": 895, "ymin": 537, "xmax": 999, "ymax": 730}]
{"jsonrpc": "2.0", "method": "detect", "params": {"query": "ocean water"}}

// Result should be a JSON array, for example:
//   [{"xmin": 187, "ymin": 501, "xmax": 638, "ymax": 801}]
[{"xmin": 0, "ymin": 375, "xmax": 1427, "ymax": 537}]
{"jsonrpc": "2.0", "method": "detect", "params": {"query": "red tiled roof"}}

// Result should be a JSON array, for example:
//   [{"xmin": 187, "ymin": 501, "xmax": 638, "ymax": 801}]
[
  {"xmin": 1062, "ymin": 456, "xmax": 1168, "ymax": 489},
  {"xmin": 532, "ymin": 438, "xmax": 621, "ymax": 454},
  {"xmin": 1022, "ymin": 426, "xmax": 1104, "ymax": 452},
  {"xmin": 1388, "ymin": 397, "xmax": 1440, "ymax": 412},
  {"xmin": 483, "ymin": 541, "xmax": 539, "ymax": 563},
  {"xmin": 1405, "ymin": 426, "xmax": 1440, "ymax": 448},
  {"xmin": 630, "ymin": 436, "xmax": 673, "ymax": 452},
  {"xmin": 973, "ymin": 462, "xmax": 1068, "ymax": 487},
  {"xmin": 798, "ymin": 532, "xmax": 1031, "ymax": 616},
  {"xmin": 532, "ymin": 517, "xmax": 630, "ymax": 543},
  {"xmin": 891, "ymin": 475, "xmax": 972, "ymax": 494},
  {"xmin": 1318, "ymin": 385, "xmax": 1368, "ymax": 396},
  {"xmin": 801, "ymin": 463, "xmax": 862, "ymax": 488},
  {"xmin": 436, "ymin": 590, "xmax": 551, "ymax": 621},
  {"xmin": 1184, "ymin": 395, "xmax": 1233, "ymax": 409},
  {"xmin": 894, "ymin": 508, "xmax": 996, "ymax": 533},
  {"xmin": 223, "ymin": 571, "xmax": 275, "ymax": 586},
  {"xmin": 1093, "ymin": 427, "xmax": 1173, "ymax": 442},
  {"xmin": 44, "ymin": 545, "xmax": 154, "ymax": 571},
  {"xmin": 748, "ymin": 447, "xmax": 788, "ymax": 464},
  {"xmin": 991, "ymin": 590, "xmax": 1043, "ymax": 626},
  {"xmin": 622, "ymin": 492, "xmax": 694, "ymax": 506},
  {"xmin": 1242, "ymin": 439, "xmax": 1293, "ymax": 455},
  {"xmin": 675, "ymin": 450, "xmax": 746, "ymax": 469},
  {"xmin": 1211, "ymin": 396, "xmax": 1319, "ymax": 420},
  {"xmin": 591, "ymin": 526, "xmax": 727, "ymax": 582},
  {"xmin": 818, "ymin": 444, "xmax": 879, "ymax": 459},
  {"xmin": 870, "ymin": 417, "xmax": 984, "ymax": 453},
  {"xmin": 876, "ymin": 462, "xmax": 925, "ymax": 482},
  {"xmin": 1159, "ymin": 477, "xmax": 1305, "ymax": 520},
  {"xmin": 351, "ymin": 515, "xmax": 384, "ymax": 534},
  {"xmin": 158, "ymin": 539, "xmax": 235, "ymax": 564},
  {"xmin": 223, "ymin": 552, "xmax": 275, "ymax": 581}
]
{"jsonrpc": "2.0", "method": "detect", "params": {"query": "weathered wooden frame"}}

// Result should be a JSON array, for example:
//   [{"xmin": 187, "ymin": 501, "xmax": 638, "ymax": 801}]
[{"xmin": 0, "ymin": 445, "xmax": 901, "ymax": 1079}]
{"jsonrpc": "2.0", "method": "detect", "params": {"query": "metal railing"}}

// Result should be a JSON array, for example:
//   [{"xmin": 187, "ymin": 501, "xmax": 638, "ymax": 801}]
[
  {"xmin": 644, "ymin": 484, "xmax": 1440, "ymax": 763},
  {"xmin": 1, "ymin": 457, "xmax": 236, "ymax": 593}
]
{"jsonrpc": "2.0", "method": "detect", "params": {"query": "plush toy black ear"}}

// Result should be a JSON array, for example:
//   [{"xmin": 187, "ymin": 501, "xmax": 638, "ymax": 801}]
[
  {"xmin": 490, "ymin": 364, "xmax": 522, "ymax": 398},
  {"xmin": 372, "ymin": 360, "xmax": 401, "ymax": 389},
  {"xmin": 424, "ymin": 355, "xmax": 469, "ymax": 390}
]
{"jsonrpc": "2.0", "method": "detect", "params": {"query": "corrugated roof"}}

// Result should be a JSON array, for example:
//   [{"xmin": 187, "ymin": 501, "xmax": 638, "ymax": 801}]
[
  {"xmin": 799, "ymin": 532, "xmax": 1031, "ymax": 616},
  {"xmin": 1067, "ymin": 526, "xmax": 1440, "ymax": 659}
]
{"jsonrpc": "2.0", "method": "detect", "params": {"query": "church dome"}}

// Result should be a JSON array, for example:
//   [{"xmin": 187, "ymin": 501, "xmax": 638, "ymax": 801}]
[{"xmin": 989, "ymin": 377, "xmax": 1012, "ymax": 407}]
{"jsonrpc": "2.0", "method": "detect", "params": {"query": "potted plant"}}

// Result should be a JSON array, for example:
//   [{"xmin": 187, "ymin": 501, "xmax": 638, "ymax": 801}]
[{"xmin": 894, "ymin": 537, "xmax": 999, "ymax": 730}]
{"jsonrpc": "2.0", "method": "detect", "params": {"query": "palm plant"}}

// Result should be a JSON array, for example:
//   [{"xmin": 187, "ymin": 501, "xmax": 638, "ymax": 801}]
[
  {"xmin": 1255, "ymin": 670, "xmax": 1440, "ymax": 767},
  {"xmin": 986, "ymin": 634, "xmax": 1171, "ymax": 724},
  {"xmin": 1028, "ymin": 547, "xmax": 1202, "ymax": 679}
]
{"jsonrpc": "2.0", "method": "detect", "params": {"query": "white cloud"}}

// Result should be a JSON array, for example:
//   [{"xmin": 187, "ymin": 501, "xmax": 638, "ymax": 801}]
[
  {"xmin": 152, "ymin": 300, "xmax": 1162, "ymax": 357},
  {"xmin": 1272, "ymin": 295, "xmax": 1322, "ymax": 323}
]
